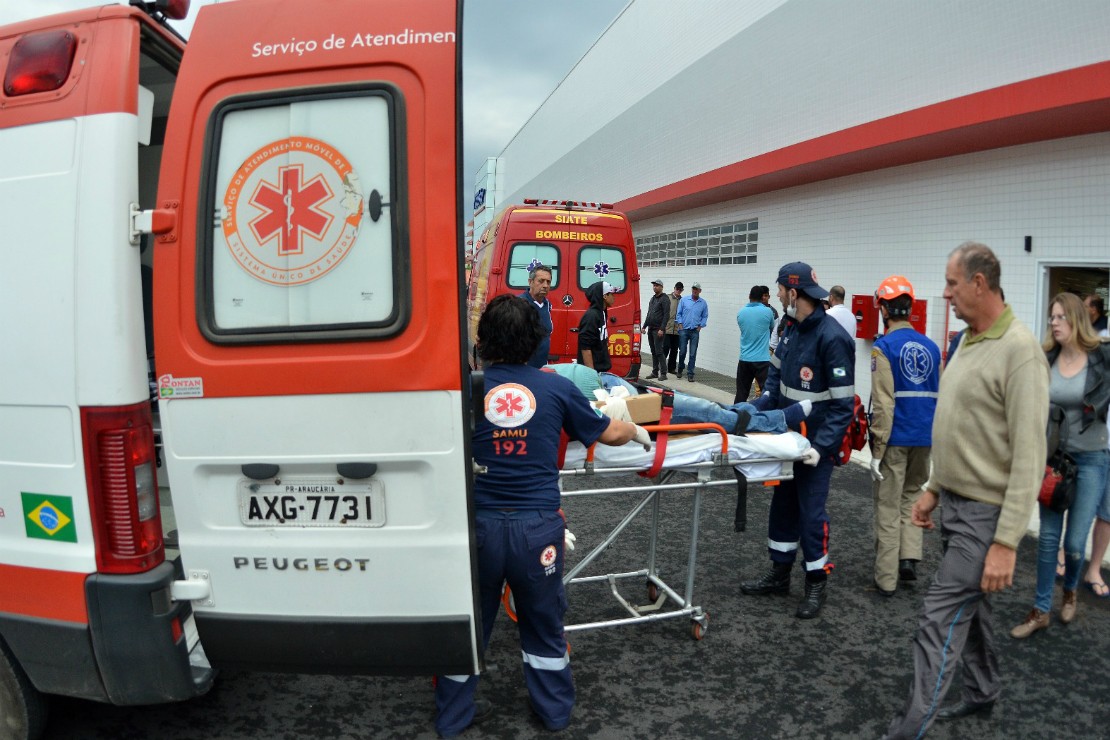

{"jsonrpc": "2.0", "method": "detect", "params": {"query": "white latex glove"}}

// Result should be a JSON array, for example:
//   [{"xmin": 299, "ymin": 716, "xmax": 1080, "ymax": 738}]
[
  {"xmin": 800, "ymin": 448, "xmax": 820, "ymax": 466},
  {"xmin": 799, "ymin": 399, "xmax": 813, "ymax": 417},
  {"xmin": 869, "ymin": 457, "xmax": 885, "ymax": 482},
  {"xmin": 599, "ymin": 395, "xmax": 632, "ymax": 422},
  {"xmin": 564, "ymin": 530, "xmax": 576, "ymax": 551},
  {"xmin": 633, "ymin": 424, "xmax": 652, "ymax": 451}
]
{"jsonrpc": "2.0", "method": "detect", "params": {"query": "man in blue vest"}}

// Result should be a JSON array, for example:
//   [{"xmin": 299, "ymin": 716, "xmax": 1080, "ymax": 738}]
[
  {"xmin": 869, "ymin": 276, "xmax": 941, "ymax": 595},
  {"xmin": 520, "ymin": 265, "xmax": 553, "ymax": 368},
  {"xmin": 740, "ymin": 262, "xmax": 855, "ymax": 619}
]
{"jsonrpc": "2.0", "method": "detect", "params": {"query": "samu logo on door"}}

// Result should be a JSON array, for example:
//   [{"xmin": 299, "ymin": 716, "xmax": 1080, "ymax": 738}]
[
  {"xmin": 21, "ymin": 492, "xmax": 77, "ymax": 543},
  {"xmin": 222, "ymin": 136, "xmax": 365, "ymax": 286}
]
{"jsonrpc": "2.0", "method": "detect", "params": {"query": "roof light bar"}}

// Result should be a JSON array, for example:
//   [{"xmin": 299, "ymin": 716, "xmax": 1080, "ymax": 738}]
[{"xmin": 523, "ymin": 198, "xmax": 615, "ymax": 211}]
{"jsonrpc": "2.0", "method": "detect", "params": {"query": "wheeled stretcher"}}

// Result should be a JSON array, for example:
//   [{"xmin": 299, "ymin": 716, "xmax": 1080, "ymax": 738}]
[{"xmin": 557, "ymin": 417, "xmax": 810, "ymax": 640}]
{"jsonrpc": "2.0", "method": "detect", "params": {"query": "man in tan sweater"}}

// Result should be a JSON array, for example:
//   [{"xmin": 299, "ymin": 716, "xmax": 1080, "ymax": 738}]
[{"xmin": 884, "ymin": 242, "xmax": 1049, "ymax": 739}]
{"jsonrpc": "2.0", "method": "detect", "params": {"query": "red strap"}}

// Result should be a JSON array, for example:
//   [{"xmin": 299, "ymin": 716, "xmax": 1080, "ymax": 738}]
[
  {"xmin": 640, "ymin": 390, "xmax": 674, "ymax": 478},
  {"xmin": 557, "ymin": 430, "xmax": 570, "ymax": 469}
]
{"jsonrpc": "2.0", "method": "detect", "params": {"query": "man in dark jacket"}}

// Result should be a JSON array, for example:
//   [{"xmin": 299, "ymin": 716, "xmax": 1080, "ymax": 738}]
[
  {"xmin": 577, "ymin": 281, "xmax": 616, "ymax": 372},
  {"xmin": 520, "ymin": 265, "xmax": 553, "ymax": 368},
  {"xmin": 642, "ymin": 279, "xmax": 670, "ymax": 379},
  {"xmin": 741, "ymin": 262, "xmax": 855, "ymax": 620}
]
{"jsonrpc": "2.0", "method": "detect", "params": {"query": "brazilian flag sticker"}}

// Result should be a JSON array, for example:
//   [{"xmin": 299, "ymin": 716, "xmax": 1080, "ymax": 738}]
[{"xmin": 22, "ymin": 492, "xmax": 77, "ymax": 543}]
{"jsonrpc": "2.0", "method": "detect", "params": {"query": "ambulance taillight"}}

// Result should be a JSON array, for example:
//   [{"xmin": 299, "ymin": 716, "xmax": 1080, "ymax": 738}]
[
  {"xmin": 632, "ymin": 308, "xmax": 642, "ymax": 356},
  {"xmin": 2, "ymin": 30, "xmax": 77, "ymax": 97},
  {"xmin": 81, "ymin": 404, "xmax": 165, "ymax": 575}
]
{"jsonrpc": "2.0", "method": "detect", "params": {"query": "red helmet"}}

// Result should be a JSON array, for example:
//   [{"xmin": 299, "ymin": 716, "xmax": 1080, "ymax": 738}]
[{"xmin": 874, "ymin": 275, "xmax": 915, "ymax": 306}]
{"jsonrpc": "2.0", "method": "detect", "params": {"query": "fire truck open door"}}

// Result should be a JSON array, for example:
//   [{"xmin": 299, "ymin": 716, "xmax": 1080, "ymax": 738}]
[{"xmin": 152, "ymin": 0, "xmax": 480, "ymax": 675}]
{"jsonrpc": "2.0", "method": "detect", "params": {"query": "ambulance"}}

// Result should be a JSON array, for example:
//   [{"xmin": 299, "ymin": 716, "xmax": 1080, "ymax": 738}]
[
  {"xmin": 466, "ymin": 199, "xmax": 642, "ymax": 376},
  {"xmin": 0, "ymin": 1, "xmax": 481, "ymax": 736}
]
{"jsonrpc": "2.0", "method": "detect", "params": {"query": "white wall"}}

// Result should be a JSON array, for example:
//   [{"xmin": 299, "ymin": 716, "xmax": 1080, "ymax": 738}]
[{"xmin": 634, "ymin": 132, "xmax": 1110, "ymax": 402}]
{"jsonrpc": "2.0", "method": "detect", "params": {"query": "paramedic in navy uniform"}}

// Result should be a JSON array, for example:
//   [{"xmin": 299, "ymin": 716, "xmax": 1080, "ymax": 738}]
[
  {"xmin": 520, "ymin": 264, "xmax": 554, "ymax": 368},
  {"xmin": 435, "ymin": 295, "xmax": 650, "ymax": 737},
  {"xmin": 741, "ymin": 262, "xmax": 855, "ymax": 619}
]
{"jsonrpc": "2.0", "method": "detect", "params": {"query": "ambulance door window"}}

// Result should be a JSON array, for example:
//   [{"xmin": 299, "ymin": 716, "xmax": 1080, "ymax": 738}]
[
  {"xmin": 507, "ymin": 242, "xmax": 560, "ymax": 289},
  {"xmin": 578, "ymin": 246, "xmax": 626, "ymax": 290},
  {"xmin": 201, "ymin": 88, "xmax": 404, "ymax": 341}
]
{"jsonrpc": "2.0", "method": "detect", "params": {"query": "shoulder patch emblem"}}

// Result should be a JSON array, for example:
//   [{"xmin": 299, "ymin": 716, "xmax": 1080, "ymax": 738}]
[{"xmin": 484, "ymin": 383, "xmax": 537, "ymax": 427}]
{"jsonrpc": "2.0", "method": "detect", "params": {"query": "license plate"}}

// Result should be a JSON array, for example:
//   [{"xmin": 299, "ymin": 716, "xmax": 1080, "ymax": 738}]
[{"xmin": 238, "ymin": 478, "xmax": 385, "ymax": 527}]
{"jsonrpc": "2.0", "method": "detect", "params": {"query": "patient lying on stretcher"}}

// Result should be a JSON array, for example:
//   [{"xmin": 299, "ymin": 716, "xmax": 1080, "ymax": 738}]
[{"xmin": 542, "ymin": 364, "xmax": 811, "ymax": 434}]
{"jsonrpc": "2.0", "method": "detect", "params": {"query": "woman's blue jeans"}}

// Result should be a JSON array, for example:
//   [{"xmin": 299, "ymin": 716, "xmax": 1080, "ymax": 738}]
[{"xmin": 1035, "ymin": 448, "xmax": 1110, "ymax": 611}]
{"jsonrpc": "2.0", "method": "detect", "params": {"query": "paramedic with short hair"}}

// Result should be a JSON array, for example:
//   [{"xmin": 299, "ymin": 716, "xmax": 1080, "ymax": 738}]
[
  {"xmin": 435, "ymin": 294, "xmax": 649, "ymax": 738},
  {"xmin": 868, "ymin": 276, "xmax": 940, "ymax": 596},
  {"xmin": 740, "ymin": 262, "xmax": 854, "ymax": 620}
]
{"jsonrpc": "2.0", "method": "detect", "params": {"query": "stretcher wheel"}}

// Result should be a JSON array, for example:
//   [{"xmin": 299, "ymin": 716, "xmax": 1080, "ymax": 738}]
[
  {"xmin": 691, "ymin": 614, "xmax": 709, "ymax": 641},
  {"xmin": 646, "ymin": 581, "xmax": 660, "ymax": 602}
]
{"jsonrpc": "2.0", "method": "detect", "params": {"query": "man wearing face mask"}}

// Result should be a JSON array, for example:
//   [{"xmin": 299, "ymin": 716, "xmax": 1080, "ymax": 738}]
[{"xmin": 741, "ymin": 262, "xmax": 855, "ymax": 619}]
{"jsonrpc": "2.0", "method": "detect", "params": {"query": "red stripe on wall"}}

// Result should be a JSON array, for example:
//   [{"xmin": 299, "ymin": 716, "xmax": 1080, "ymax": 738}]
[
  {"xmin": 0, "ymin": 563, "xmax": 88, "ymax": 624},
  {"xmin": 616, "ymin": 61, "xmax": 1110, "ymax": 221}
]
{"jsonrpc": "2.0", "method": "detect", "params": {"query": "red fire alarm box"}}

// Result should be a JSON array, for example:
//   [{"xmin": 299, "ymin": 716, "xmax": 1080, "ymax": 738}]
[
  {"xmin": 852, "ymin": 294, "xmax": 879, "ymax": 339},
  {"xmin": 908, "ymin": 298, "xmax": 928, "ymax": 334}
]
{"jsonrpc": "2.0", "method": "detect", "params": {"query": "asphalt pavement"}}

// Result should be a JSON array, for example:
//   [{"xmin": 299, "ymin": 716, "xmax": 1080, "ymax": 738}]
[{"xmin": 43, "ymin": 364, "xmax": 1110, "ymax": 739}]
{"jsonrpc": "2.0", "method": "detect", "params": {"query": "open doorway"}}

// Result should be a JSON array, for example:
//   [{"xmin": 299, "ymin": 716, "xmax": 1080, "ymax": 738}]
[{"xmin": 1038, "ymin": 263, "xmax": 1109, "ymax": 338}]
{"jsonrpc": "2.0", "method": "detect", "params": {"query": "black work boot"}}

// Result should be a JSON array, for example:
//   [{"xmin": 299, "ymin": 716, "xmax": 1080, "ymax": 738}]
[
  {"xmin": 898, "ymin": 559, "xmax": 918, "ymax": 581},
  {"xmin": 740, "ymin": 561, "xmax": 791, "ymax": 596},
  {"xmin": 796, "ymin": 575, "xmax": 827, "ymax": 619}
]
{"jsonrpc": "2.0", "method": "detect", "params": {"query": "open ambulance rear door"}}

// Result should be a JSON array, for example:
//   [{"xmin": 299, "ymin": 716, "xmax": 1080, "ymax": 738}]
[{"xmin": 152, "ymin": 0, "xmax": 479, "ymax": 674}]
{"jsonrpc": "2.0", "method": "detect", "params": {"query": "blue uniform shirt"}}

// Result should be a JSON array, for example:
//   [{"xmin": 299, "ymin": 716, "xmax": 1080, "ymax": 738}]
[
  {"xmin": 736, "ymin": 301, "xmax": 774, "ymax": 362},
  {"xmin": 474, "ymin": 364, "xmax": 610, "ymax": 510}
]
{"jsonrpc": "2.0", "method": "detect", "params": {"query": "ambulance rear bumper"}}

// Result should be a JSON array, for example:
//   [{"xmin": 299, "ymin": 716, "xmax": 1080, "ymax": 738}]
[
  {"xmin": 195, "ymin": 612, "xmax": 476, "ymax": 675},
  {"xmin": 0, "ymin": 560, "xmax": 214, "ymax": 705}
]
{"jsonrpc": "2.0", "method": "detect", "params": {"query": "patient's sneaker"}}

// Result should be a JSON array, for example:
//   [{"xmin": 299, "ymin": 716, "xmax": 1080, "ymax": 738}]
[{"xmin": 783, "ymin": 399, "xmax": 813, "ymax": 430}]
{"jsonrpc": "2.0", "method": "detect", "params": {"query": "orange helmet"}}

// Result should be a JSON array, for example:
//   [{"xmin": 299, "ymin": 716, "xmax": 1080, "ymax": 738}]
[{"xmin": 874, "ymin": 275, "xmax": 915, "ymax": 306}]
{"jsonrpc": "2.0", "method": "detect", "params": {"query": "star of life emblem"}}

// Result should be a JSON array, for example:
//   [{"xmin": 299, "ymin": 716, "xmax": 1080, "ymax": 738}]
[
  {"xmin": 540, "ymin": 545, "xmax": 557, "ymax": 567},
  {"xmin": 593, "ymin": 261, "xmax": 610, "ymax": 277},
  {"xmin": 222, "ymin": 136, "xmax": 364, "ymax": 286},
  {"xmin": 484, "ymin": 383, "xmax": 537, "ymax": 428},
  {"xmin": 900, "ymin": 341, "xmax": 935, "ymax": 384}
]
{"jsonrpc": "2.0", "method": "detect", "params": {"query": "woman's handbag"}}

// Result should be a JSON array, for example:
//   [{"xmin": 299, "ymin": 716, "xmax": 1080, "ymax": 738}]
[
  {"xmin": 1039, "ymin": 402, "xmax": 1076, "ymax": 512},
  {"xmin": 1039, "ymin": 449, "xmax": 1077, "ymax": 512}
]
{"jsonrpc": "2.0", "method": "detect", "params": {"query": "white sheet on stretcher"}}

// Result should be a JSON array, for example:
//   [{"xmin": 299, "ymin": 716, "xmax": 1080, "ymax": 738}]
[{"xmin": 562, "ymin": 431, "xmax": 811, "ymax": 479}]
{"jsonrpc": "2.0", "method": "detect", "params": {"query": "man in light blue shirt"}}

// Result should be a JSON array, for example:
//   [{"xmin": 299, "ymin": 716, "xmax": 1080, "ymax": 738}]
[
  {"xmin": 735, "ymin": 285, "xmax": 775, "ymax": 402},
  {"xmin": 675, "ymin": 282, "xmax": 709, "ymax": 382}
]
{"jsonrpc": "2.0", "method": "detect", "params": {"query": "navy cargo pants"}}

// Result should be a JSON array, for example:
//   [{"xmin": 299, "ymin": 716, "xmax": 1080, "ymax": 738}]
[
  {"xmin": 767, "ymin": 457, "xmax": 834, "ymax": 573},
  {"xmin": 435, "ymin": 510, "xmax": 572, "ymax": 736}
]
